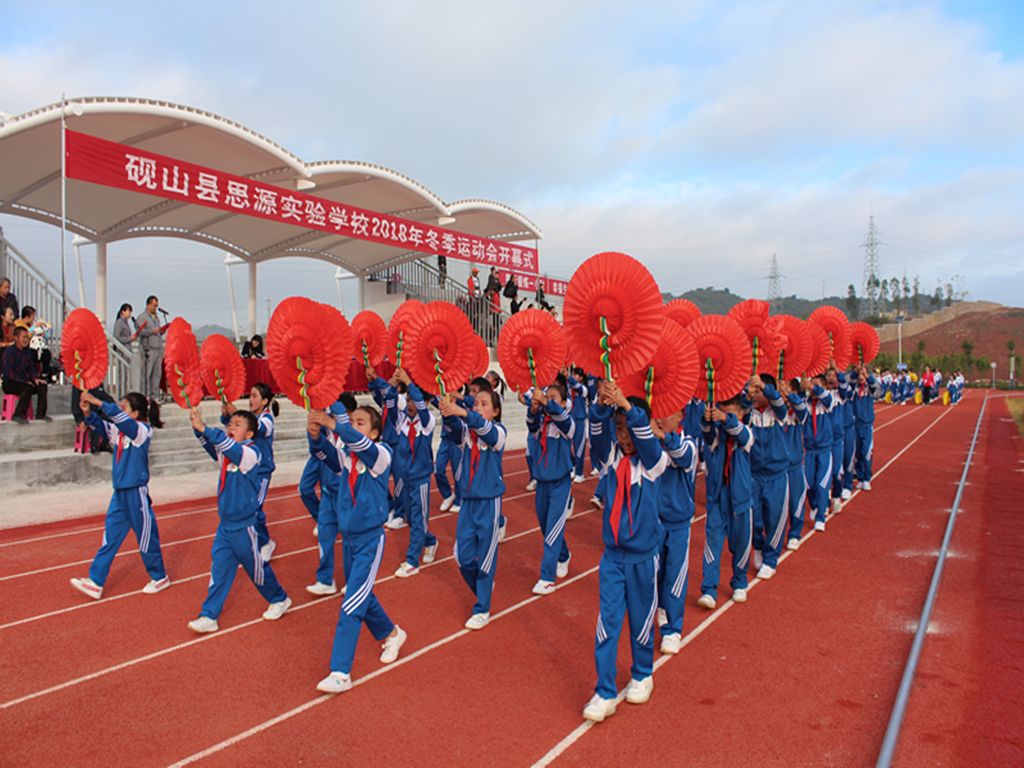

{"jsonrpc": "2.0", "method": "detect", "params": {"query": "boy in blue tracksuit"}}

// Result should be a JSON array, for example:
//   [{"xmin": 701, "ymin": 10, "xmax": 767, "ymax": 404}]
[
  {"xmin": 838, "ymin": 370, "xmax": 857, "ymax": 499},
  {"xmin": 186, "ymin": 408, "xmax": 291, "ymax": 633},
  {"xmin": 746, "ymin": 374, "xmax": 790, "ymax": 580},
  {"xmin": 652, "ymin": 408, "xmax": 697, "ymax": 656},
  {"xmin": 434, "ymin": 393, "xmax": 463, "ymax": 513},
  {"xmin": 825, "ymin": 368, "xmax": 846, "ymax": 512},
  {"xmin": 392, "ymin": 370, "xmax": 438, "ymax": 577},
  {"xmin": 438, "ymin": 388, "xmax": 507, "ymax": 630},
  {"xmin": 309, "ymin": 404, "xmax": 407, "ymax": 694},
  {"xmin": 526, "ymin": 381, "xmax": 575, "ymax": 595},
  {"xmin": 803, "ymin": 376, "xmax": 835, "ymax": 531},
  {"xmin": 568, "ymin": 368, "xmax": 590, "ymax": 482},
  {"xmin": 782, "ymin": 379, "xmax": 809, "ymax": 550},
  {"xmin": 852, "ymin": 366, "xmax": 879, "ymax": 491},
  {"xmin": 70, "ymin": 391, "xmax": 170, "ymax": 600},
  {"xmin": 582, "ymin": 381, "xmax": 667, "ymax": 723},
  {"xmin": 368, "ymin": 369, "xmax": 406, "ymax": 530},
  {"xmin": 586, "ymin": 372, "xmax": 601, "ymax": 475},
  {"xmin": 697, "ymin": 397, "xmax": 755, "ymax": 610}
]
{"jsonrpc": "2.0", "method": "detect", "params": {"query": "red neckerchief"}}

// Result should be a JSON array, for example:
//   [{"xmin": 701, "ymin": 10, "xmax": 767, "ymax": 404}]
[
  {"xmin": 469, "ymin": 432, "xmax": 481, "ymax": 486},
  {"xmin": 538, "ymin": 414, "xmax": 552, "ymax": 465},
  {"xmin": 408, "ymin": 419, "xmax": 417, "ymax": 458},
  {"xmin": 218, "ymin": 455, "xmax": 229, "ymax": 495},
  {"xmin": 348, "ymin": 456, "xmax": 360, "ymax": 501},
  {"xmin": 723, "ymin": 438, "xmax": 735, "ymax": 485},
  {"xmin": 115, "ymin": 434, "xmax": 124, "ymax": 464},
  {"xmin": 858, "ymin": 383, "xmax": 867, "ymax": 398},
  {"xmin": 609, "ymin": 455, "xmax": 634, "ymax": 544}
]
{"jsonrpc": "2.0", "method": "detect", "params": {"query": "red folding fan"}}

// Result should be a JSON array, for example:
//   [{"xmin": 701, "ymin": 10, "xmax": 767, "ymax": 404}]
[
  {"xmin": 664, "ymin": 298, "xmax": 702, "ymax": 330},
  {"xmin": 687, "ymin": 314, "xmax": 753, "ymax": 404},
  {"xmin": 805, "ymin": 320, "xmax": 832, "ymax": 377},
  {"xmin": 809, "ymin": 306, "xmax": 852, "ymax": 369},
  {"xmin": 621, "ymin": 321, "xmax": 700, "ymax": 419},
  {"xmin": 351, "ymin": 310, "xmax": 388, "ymax": 367},
  {"xmin": 388, "ymin": 300, "xmax": 424, "ymax": 367},
  {"xmin": 562, "ymin": 251, "xmax": 664, "ymax": 379},
  {"xmin": 200, "ymin": 334, "xmax": 245, "ymax": 403},
  {"xmin": 849, "ymin": 322, "xmax": 880, "ymax": 365},
  {"xmin": 164, "ymin": 318, "xmax": 204, "ymax": 408},
  {"xmin": 727, "ymin": 299, "xmax": 783, "ymax": 375},
  {"xmin": 774, "ymin": 315, "xmax": 814, "ymax": 382},
  {"xmin": 471, "ymin": 335, "xmax": 491, "ymax": 380},
  {"xmin": 60, "ymin": 308, "xmax": 108, "ymax": 390},
  {"xmin": 497, "ymin": 309, "xmax": 568, "ymax": 392},
  {"xmin": 267, "ymin": 297, "xmax": 352, "ymax": 410},
  {"xmin": 403, "ymin": 301, "xmax": 477, "ymax": 395}
]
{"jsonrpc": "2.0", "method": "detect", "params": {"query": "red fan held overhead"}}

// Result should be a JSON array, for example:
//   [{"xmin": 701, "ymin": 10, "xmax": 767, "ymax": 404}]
[
  {"xmin": 164, "ymin": 318, "xmax": 204, "ymax": 408},
  {"xmin": 805, "ymin": 320, "xmax": 832, "ymax": 377},
  {"xmin": 727, "ymin": 299, "xmax": 783, "ymax": 375},
  {"xmin": 664, "ymin": 298, "xmax": 702, "ymax": 330},
  {"xmin": 471, "ymin": 335, "xmax": 490, "ymax": 381},
  {"xmin": 200, "ymin": 334, "xmax": 245, "ymax": 403},
  {"xmin": 562, "ymin": 251, "xmax": 664, "ymax": 380},
  {"xmin": 60, "ymin": 308, "xmax": 108, "ymax": 390},
  {"xmin": 687, "ymin": 314, "xmax": 752, "ymax": 404},
  {"xmin": 497, "ymin": 309, "xmax": 567, "ymax": 392},
  {"xmin": 809, "ymin": 306, "xmax": 852, "ymax": 369},
  {"xmin": 849, "ymin": 322, "xmax": 880, "ymax": 365},
  {"xmin": 267, "ymin": 297, "xmax": 352, "ymax": 410},
  {"xmin": 388, "ymin": 300, "xmax": 424, "ymax": 367},
  {"xmin": 403, "ymin": 301, "xmax": 476, "ymax": 395},
  {"xmin": 621, "ymin": 321, "xmax": 700, "ymax": 419},
  {"xmin": 774, "ymin": 315, "xmax": 813, "ymax": 381},
  {"xmin": 351, "ymin": 310, "xmax": 388, "ymax": 367}
]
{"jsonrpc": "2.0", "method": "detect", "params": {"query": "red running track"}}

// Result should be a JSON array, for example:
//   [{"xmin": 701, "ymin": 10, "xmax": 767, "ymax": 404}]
[{"xmin": 3, "ymin": 403, "xmax": 1009, "ymax": 766}]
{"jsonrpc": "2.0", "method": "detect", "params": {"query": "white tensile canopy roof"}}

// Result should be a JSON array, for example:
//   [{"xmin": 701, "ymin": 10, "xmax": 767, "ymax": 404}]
[{"xmin": 0, "ymin": 97, "xmax": 542, "ymax": 276}]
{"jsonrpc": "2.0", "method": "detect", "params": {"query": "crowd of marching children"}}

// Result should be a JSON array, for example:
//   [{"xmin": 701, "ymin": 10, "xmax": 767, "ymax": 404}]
[{"xmin": 876, "ymin": 366, "xmax": 965, "ymax": 406}]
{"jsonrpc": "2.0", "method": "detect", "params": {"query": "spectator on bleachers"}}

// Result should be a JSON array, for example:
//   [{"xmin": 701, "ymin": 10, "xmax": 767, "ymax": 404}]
[
  {"xmin": 1, "ymin": 326, "xmax": 50, "ymax": 423},
  {"xmin": 242, "ymin": 334, "xmax": 266, "ymax": 359},
  {"xmin": 0, "ymin": 306, "xmax": 15, "ymax": 350},
  {"xmin": 485, "ymin": 266, "xmax": 502, "ymax": 296},
  {"xmin": 0, "ymin": 277, "xmax": 17, "ymax": 318}
]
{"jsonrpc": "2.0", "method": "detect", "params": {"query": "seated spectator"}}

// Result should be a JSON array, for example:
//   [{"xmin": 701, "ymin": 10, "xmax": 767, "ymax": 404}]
[
  {"xmin": 241, "ymin": 334, "xmax": 266, "ymax": 359},
  {"xmin": 0, "ymin": 277, "xmax": 17, "ymax": 318},
  {"xmin": 2, "ymin": 326, "xmax": 50, "ymax": 423},
  {"xmin": 0, "ymin": 306, "xmax": 15, "ymax": 350}
]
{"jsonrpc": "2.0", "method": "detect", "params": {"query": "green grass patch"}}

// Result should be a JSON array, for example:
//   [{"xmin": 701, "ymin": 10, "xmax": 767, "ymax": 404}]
[{"xmin": 1007, "ymin": 398, "xmax": 1024, "ymax": 437}]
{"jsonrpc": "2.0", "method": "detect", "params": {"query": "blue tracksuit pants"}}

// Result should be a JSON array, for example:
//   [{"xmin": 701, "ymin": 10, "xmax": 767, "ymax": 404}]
[
  {"xmin": 805, "ymin": 449, "xmax": 833, "ymax": 524},
  {"xmin": 535, "ymin": 476, "xmax": 572, "ymax": 582},
  {"xmin": 455, "ymin": 497, "xmax": 502, "ymax": 614},
  {"xmin": 830, "ymin": 439, "xmax": 844, "ymax": 500},
  {"xmin": 299, "ymin": 457, "xmax": 320, "ymax": 521},
  {"xmin": 572, "ymin": 418, "xmax": 587, "ymax": 477},
  {"xmin": 330, "ymin": 531, "xmax": 394, "ymax": 674},
  {"xmin": 855, "ymin": 425, "xmax": 874, "ymax": 482},
  {"xmin": 842, "ymin": 424, "xmax": 856, "ymax": 492},
  {"xmin": 658, "ymin": 525, "xmax": 691, "ymax": 636},
  {"xmin": 88, "ymin": 486, "xmax": 167, "ymax": 586},
  {"xmin": 390, "ymin": 477, "xmax": 409, "ymax": 523},
  {"xmin": 200, "ymin": 524, "xmax": 287, "ymax": 619},
  {"xmin": 700, "ymin": 496, "xmax": 753, "ymax": 599},
  {"xmin": 594, "ymin": 551, "xmax": 659, "ymax": 699},
  {"xmin": 787, "ymin": 464, "xmax": 808, "ymax": 542},
  {"xmin": 403, "ymin": 477, "xmax": 437, "ymax": 567},
  {"xmin": 255, "ymin": 471, "xmax": 272, "ymax": 548},
  {"xmin": 752, "ymin": 473, "xmax": 789, "ymax": 569},
  {"xmin": 434, "ymin": 440, "xmax": 462, "ymax": 504},
  {"xmin": 313, "ymin": 488, "xmax": 339, "ymax": 587}
]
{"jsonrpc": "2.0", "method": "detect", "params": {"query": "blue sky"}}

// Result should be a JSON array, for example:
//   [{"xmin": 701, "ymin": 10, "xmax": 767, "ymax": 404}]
[{"xmin": 1, "ymin": 1, "xmax": 1022, "ymax": 326}]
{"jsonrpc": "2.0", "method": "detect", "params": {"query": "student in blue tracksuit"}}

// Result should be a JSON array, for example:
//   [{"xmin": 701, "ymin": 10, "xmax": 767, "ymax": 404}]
[
  {"xmin": 466, "ymin": 376, "xmax": 508, "ymax": 540},
  {"xmin": 851, "ymin": 366, "xmax": 879, "ymax": 491},
  {"xmin": 526, "ymin": 380, "xmax": 575, "ymax": 595},
  {"xmin": 838, "ymin": 369, "xmax": 857, "ymax": 499},
  {"xmin": 438, "ymin": 388, "xmax": 507, "ymax": 630},
  {"xmin": 803, "ymin": 376, "xmax": 835, "ymax": 531},
  {"xmin": 582, "ymin": 381, "xmax": 668, "ymax": 723},
  {"xmin": 308, "ymin": 404, "xmax": 407, "ymax": 694},
  {"xmin": 782, "ymin": 379, "xmax": 809, "ymax": 550},
  {"xmin": 522, "ymin": 389, "xmax": 540, "ymax": 493},
  {"xmin": 651, "ymin": 407, "xmax": 697, "ymax": 656},
  {"xmin": 568, "ymin": 368, "xmax": 590, "ymax": 483},
  {"xmin": 298, "ymin": 451, "xmax": 322, "ymax": 535},
  {"xmin": 586, "ymin": 372, "xmax": 601, "ymax": 475},
  {"xmin": 305, "ymin": 393, "xmax": 358, "ymax": 596},
  {"xmin": 392, "ymin": 369, "xmax": 439, "ymax": 578},
  {"xmin": 825, "ymin": 368, "xmax": 846, "ymax": 512},
  {"xmin": 434, "ymin": 391, "xmax": 463, "ymax": 513},
  {"xmin": 368, "ymin": 367, "xmax": 406, "ymax": 530},
  {"xmin": 70, "ymin": 391, "xmax": 170, "ymax": 600},
  {"xmin": 186, "ymin": 408, "xmax": 291, "ymax": 633},
  {"xmin": 746, "ymin": 374, "xmax": 790, "ymax": 580},
  {"xmin": 222, "ymin": 383, "xmax": 279, "ymax": 561},
  {"xmin": 697, "ymin": 397, "xmax": 755, "ymax": 611}
]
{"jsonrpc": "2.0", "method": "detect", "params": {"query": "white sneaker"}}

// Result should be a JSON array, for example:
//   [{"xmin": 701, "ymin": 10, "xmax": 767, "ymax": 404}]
[
  {"xmin": 831, "ymin": 498, "xmax": 842, "ymax": 513},
  {"xmin": 532, "ymin": 579, "xmax": 556, "ymax": 596},
  {"xmin": 699, "ymin": 461, "xmax": 707, "ymax": 475},
  {"xmin": 625, "ymin": 675, "xmax": 654, "ymax": 704},
  {"xmin": 697, "ymin": 593, "xmax": 716, "ymax": 609},
  {"xmin": 756, "ymin": 565, "xmax": 776, "ymax": 580},
  {"xmin": 316, "ymin": 671, "xmax": 352, "ymax": 694},
  {"xmin": 142, "ymin": 576, "xmax": 171, "ymax": 594},
  {"xmin": 861, "ymin": 481, "xmax": 872, "ymax": 491},
  {"xmin": 573, "ymin": 474, "xmax": 586, "ymax": 484},
  {"xmin": 786, "ymin": 538, "xmax": 801, "ymax": 551},
  {"xmin": 262, "ymin": 596, "xmax": 292, "ymax": 621},
  {"xmin": 260, "ymin": 540, "xmax": 276, "ymax": 562},
  {"xmin": 732, "ymin": 588, "xmax": 748, "ymax": 604},
  {"xmin": 312, "ymin": 524, "xmax": 319, "ymax": 539},
  {"xmin": 385, "ymin": 515, "xmax": 407, "ymax": 530},
  {"xmin": 589, "ymin": 468, "xmax": 599, "ymax": 477},
  {"xmin": 439, "ymin": 494, "xmax": 456, "ymax": 512},
  {"xmin": 583, "ymin": 694, "xmax": 617, "ymax": 722},
  {"xmin": 422, "ymin": 543, "xmax": 438, "ymax": 564},
  {"xmin": 394, "ymin": 562, "xmax": 420, "ymax": 579},
  {"xmin": 525, "ymin": 479, "xmax": 537, "ymax": 492},
  {"xmin": 814, "ymin": 520, "xmax": 826, "ymax": 532},
  {"xmin": 589, "ymin": 495, "xmax": 604, "ymax": 509},
  {"xmin": 340, "ymin": 583, "xmax": 347, "ymax": 596},
  {"xmin": 464, "ymin": 612, "xmax": 490, "ymax": 630},
  {"xmin": 187, "ymin": 616, "xmax": 219, "ymax": 634},
  {"xmin": 70, "ymin": 577, "xmax": 103, "ymax": 600},
  {"xmin": 498, "ymin": 520, "xmax": 507, "ymax": 542},
  {"xmin": 379, "ymin": 625, "xmax": 407, "ymax": 664},
  {"xmin": 450, "ymin": 504, "xmax": 461, "ymax": 513},
  {"xmin": 841, "ymin": 488, "xmax": 852, "ymax": 500},
  {"xmin": 556, "ymin": 554, "xmax": 571, "ymax": 579},
  {"xmin": 657, "ymin": 608, "xmax": 667, "ymax": 628},
  {"xmin": 306, "ymin": 581, "xmax": 338, "ymax": 596},
  {"xmin": 753, "ymin": 549, "xmax": 764, "ymax": 570},
  {"xmin": 660, "ymin": 633, "xmax": 683, "ymax": 655}
]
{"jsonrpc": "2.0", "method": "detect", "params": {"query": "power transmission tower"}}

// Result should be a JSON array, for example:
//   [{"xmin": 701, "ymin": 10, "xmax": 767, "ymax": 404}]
[
  {"xmin": 767, "ymin": 253, "xmax": 782, "ymax": 310},
  {"xmin": 862, "ymin": 215, "xmax": 881, "ymax": 316}
]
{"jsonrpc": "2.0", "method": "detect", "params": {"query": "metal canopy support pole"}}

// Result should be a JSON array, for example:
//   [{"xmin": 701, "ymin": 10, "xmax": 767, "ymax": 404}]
[
  {"xmin": 95, "ymin": 241, "xmax": 107, "ymax": 328},
  {"xmin": 247, "ymin": 261, "xmax": 257, "ymax": 337},
  {"xmin": 224, "ymin": 254, "xmax": 240, "ymax": 343},
  {"xmin": 59, "ymin": 93, "xmax": 68, "ymax": 321}
]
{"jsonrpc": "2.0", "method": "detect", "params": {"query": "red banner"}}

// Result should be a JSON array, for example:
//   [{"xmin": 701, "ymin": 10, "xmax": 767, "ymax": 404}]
[
  {"xmin": 65, "ymin": 129, "xmax": 539, "ymax": 274},
  {"xmin": 499, "ymin": 270, "xmax": 569, "ymax": 297}
]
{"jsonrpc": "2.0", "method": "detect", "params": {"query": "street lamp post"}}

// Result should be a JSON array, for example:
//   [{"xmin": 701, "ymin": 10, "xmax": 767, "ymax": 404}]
[{"xmin": 990, "ymin": 361, "xmax": 997, "ymax": 389}]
